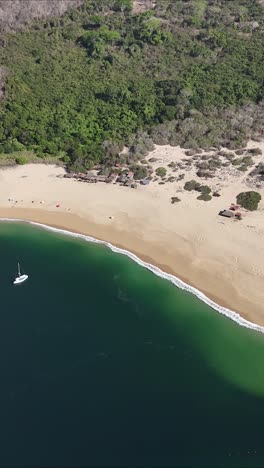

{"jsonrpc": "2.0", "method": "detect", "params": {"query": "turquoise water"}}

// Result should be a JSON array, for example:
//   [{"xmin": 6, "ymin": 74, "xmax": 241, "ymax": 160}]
[{"xmin": 1, "ymin": 222, "xmax": 264, "ymax": 467}]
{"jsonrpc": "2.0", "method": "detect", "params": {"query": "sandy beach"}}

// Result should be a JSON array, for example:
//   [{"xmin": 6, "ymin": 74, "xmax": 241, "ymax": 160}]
[{"xmin": 1, "ymin": 142, "xmax": 264, "ymax": 326}]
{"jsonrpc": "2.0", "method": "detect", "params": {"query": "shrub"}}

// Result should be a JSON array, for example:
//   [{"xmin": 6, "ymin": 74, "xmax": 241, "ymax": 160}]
[
  {"xmin": 171, "ymin": 196, "xmax": 181, "ymax": 204},
  {"xmin": 184, "ymin": 180, "xmax": 201, "ymax": 191},
  {"xmin": 242, "ymin": 156, "xmax": 254, "ymax": 165},
  {"xmin": 15, "ymin": 156, "xmax": 27, "ymax": 165},
  {"xmin": 236, "ymin": 191, "xmax": 261, "ymax": 211},
  {"xmin": 63, "ymin": 155, "xmax": 71, "ymax": 164},
  {"xmin": 132, "ymin": 165, "xmax": 148, "ymax": 180},
  {"xmin": 113, "ymin": 0, "xmax": 133, "ymax": 12},
  {"xmin": 198, "ymin": 185, "xmax": 211, "ymax": 194},
  {"xmin": 222, "ymin": 152, "xmax": 235, "ymax": 161},
  {"xmin": 208, "ymin": 158, "xmax": 221, "ymax": 168},
  {"xmin": 169, "ymin": 135, "xmax": 180, "ymax": 147},
  {"xmin": 250, "ymin": 163, "xmax": 264, "ymax": 179},
  {"xmin": 238, "ymin": 165, "xmax": 248, "ymax": 172},
  {"xmin": 156, "ymin": 167, "xmax": 167, "ymax": 177},
  {"xmin": 196, "ymin": 162, "xmax": 209, "ymax": 170},
  {"xmin": 248, "ymin": 148, "xmax": 262, "ymax": 156},
  {"xmin": 2, "ymin": 139, "xmax": 25, "ymax": 154},
  {"xmin": 178, "ymin": 174, "xmax": 185, "ymax": 181},
  {"xmin": 218, "ymin": 151, "xmax": 235, "ymax": 158},
  {"xmin": 185, "ymin": 149, "xmax": 197, "ymax": 156},
  {"xmin": 196, "ymin": 170, "xmax": 214, "ymax": 178},
  {"xmin": 232, "ymin": 158, "xmax": 242, "ymax": 166},
  {"xmin": 197, "ymin": 193, "xmax": 212, "ymax": 201}
]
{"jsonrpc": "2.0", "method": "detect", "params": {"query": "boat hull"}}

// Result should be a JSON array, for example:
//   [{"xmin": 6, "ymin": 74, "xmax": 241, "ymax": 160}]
[{"xmin": 13, "ymin": 274, "xmax": 28, "ymax": 285}]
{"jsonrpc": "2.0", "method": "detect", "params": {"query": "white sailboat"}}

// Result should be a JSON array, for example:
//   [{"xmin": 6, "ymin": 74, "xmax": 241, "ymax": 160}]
[{"xmin": 13, "ymin": 262, "xmax": 28, "ymax": 285}]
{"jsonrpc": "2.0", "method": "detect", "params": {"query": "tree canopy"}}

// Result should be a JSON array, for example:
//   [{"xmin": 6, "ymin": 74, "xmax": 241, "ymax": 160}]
[
  {"xmin": 236, "ymin": 191, "xmax": 262, "ymax": 210},
  {"xmin": 0, "ymin": 0, "xmax": 264, "ymax": 167}
]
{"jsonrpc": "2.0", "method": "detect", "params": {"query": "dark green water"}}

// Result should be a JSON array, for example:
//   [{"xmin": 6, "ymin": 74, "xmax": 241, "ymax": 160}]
[{"xmin": 1, "ymin": 222, "xmax": 264, "ymax": 467}]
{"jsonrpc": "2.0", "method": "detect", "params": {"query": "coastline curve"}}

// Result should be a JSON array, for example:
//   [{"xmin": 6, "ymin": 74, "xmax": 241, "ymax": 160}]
[{"xmin": 1, "ymin": 217, "xmax": 263, "ymax": 335}]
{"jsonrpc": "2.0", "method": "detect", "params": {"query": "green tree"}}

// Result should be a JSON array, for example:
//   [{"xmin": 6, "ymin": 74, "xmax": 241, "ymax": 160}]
[
  {"xmin": 236, "ymin": 191, "xmax": 261, "ymax": 211},
  {"xmin": 199, "ymin": 185, "xmax": 211, "ymax": 194},
  {"xmin": 1, "ymin": 0, "xmax": 264, "ymax": 169},
  {"xmin": 156, "ymin": 167, "xmax": 167, "ymax": 177},
  {"xmin": 132, "ymin": 165, "xmax": 148, "ymax": 180},
  {"xmin": 184, "ymin": 180, "xmax": 201, "ymax": 191},
  {"xmin": 197, "ymin": 193, "xmax": 212, "ymax": 201},
  {"xmin": 15, "ymin": 156, "xmax": 27, "ymax": 165}
]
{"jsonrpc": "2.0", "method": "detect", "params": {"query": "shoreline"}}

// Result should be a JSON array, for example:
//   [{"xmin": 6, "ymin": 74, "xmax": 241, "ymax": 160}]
[
  {"xmin": 1, "ymin": 209, "xmax": 264, "ymax": 334},
  {"xmin": 0, "ymin": 155, "xmax": 264, "ymax": 329}
]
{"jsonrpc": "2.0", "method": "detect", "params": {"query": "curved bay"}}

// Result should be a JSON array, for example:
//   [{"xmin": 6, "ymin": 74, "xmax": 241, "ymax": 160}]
[{"xmin": 0, "ymin": 221, "xmax": 263, "ymax": 467}]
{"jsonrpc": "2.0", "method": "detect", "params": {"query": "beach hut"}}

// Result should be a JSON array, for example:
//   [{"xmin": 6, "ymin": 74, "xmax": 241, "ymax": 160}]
[
  {"xmin": 141, "ymin": 178, "xmax": 151, "ymax": 185},
  {"xmin": 106, "ymin": 173, "xmax": 118, "ymax": 183},
  {"xmin": 219, "ymin": 210, "xmax": 235, "ymax": 218},
  {"xmin": 117, "ymin": 175, "xmax": 127, "ymax": 184}
]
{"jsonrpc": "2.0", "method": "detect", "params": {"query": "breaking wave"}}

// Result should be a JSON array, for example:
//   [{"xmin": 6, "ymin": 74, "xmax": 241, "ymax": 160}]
[{"xmin": 1, "ymin": 217, "xmax": 264, "ymax": 334}]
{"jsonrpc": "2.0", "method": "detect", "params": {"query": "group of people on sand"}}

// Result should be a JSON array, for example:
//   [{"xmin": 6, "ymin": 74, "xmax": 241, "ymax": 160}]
[{"xmin": 7, "ymin": 198, "xmax": 73, "ymax": 211}]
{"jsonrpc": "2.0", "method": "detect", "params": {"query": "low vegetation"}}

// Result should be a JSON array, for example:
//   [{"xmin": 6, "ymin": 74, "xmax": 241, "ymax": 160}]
[
  {"xmin": 15, "ymin": 156, "xmax": 28, "ymax": 165},
  {"xmin": 156, "ymin": 167, "xmax": 167, "ymax": 177},
  {"xmin": 171, "ymin": 196, "xmax": 181, "ymax": 204},
  {"xmin": 197, "ymin": 193, "xmax": 212, "ymax": 202},
  {"xmin": 236, "ymin": 191, "xmax": 261, "ymax": 210},
  {"xmin": 198, "ymin": 185, "xmax": 211, "ymax": 195},
  {"xmin": 184, "ymin": 180, "xmax": 201, "ymax": 192},
  {"xmin": 249, "ymin": 163, "xmax": 264, "ymax": 183},
  {"xmin": 131, "ymin": 165, "xmax": 147, "ymax": 180},
  {"xmin": 184, "ymin": 180, "xmax": 212, "ymax": 200}
]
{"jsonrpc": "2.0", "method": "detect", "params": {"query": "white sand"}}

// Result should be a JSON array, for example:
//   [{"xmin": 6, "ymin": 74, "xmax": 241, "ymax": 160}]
[{"xmin": 0, "ymin": 141, "xmax": 264, "ymax": 325}]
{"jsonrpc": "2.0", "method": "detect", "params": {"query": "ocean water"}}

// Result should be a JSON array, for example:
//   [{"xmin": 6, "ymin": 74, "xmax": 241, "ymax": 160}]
[{"xmin": 1, "ymin": 222, "xmax": 264, "ymax": 467}]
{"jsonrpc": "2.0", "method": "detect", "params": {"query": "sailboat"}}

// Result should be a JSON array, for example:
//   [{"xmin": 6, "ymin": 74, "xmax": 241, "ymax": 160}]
[{"xmin": 13, "ymin": 262, "xmax": 28, "ymax": 285}]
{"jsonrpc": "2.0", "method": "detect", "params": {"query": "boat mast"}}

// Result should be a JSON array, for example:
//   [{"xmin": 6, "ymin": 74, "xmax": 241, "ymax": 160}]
[{"xmin": 18, "ymin": 262, "xmax": 21, "ymax": 277}]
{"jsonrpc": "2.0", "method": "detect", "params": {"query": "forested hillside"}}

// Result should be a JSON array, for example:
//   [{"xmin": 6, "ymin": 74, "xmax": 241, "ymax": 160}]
[{"xmin": 0, "ymin": 0, "xmax": 264, "ymax": 170}]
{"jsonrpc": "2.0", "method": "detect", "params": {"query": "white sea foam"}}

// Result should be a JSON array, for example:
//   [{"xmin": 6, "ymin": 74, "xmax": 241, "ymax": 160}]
[{"xmin": 1, "ymin": 217, "xmax": 264, "ymax": 334}]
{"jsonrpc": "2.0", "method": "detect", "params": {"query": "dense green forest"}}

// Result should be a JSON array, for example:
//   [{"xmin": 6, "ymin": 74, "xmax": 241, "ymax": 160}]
[{"xmin": 0, "ymin": 0, "xmax": 264, "ymax": 170}]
